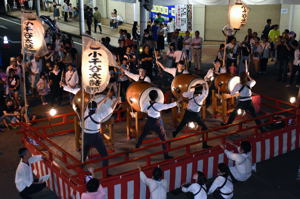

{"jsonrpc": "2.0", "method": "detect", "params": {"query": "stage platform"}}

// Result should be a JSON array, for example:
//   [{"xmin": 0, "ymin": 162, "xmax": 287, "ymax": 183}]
[{"xmin": 18, "ymin": 94, "xmax": 299, "ymax": 199}]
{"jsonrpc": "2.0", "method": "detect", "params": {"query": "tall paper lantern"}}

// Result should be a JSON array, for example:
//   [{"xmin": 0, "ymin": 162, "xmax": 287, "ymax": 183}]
[
  {"xmin": 228, "ymin": 0, "xmax": 249, "ymax": 30},
  {"xmin": 81, "ymin": 36, "xmax": 112, "ymax": 94},
  {"xmin": 22, "ymin": 17, "xmax": 44, "ymax": 51}
]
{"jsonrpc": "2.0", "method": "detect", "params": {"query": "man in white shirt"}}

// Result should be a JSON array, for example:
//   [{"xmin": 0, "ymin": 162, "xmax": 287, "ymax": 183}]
[
  {"xmin": 220, "ymin": 141, "xmax": 253, "ymax": 182},
  {"xmin": 172, "ymin": 84, "xmax": 210, "ymax": 148},
  {"xmin": 136, "ymin": 90, "xmax": 181, "ymax": 159},
  {"xmin": 62, "ymin": 0, "xmax": 69, "ymax": 22},
  {"xmin": 139, "ymin": 166, "xmax": 168, "ymax": 199},
  {"xmin": 15, "ymin": 148, "xmax": 46, "ymax": 198},
  {"xmin": 221, "ymin": 72, "xmax": 265, "ymax": 132},
  {"xmin": 82, "ymin": 94, "xmax": 120, "ymax": 167},
  {"xmin": 208, "ymin": 163, "xmax": 234, "ymax": 199},
  {"xmin": 167, "ymin": 17, "xmax": 175, "ymax": 43},
  {"xmin": 183, "ymin": 31, "xmax": 192, "ymax": 66},
  {"xmin": 156, "ymin": 60, "xmax": 188, "ymax": 78},
  {"xmin": 29, "ymin": 55, "xmax": 42, "ymax": 96},
  {"xmin": 192, "ymin": 31, "xmax": 203, "ymax": 71}
]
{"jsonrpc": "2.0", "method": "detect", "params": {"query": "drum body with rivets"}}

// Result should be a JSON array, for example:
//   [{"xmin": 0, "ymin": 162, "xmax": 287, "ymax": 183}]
[{"xmin": 126, "ymin": 82, "xmax": 164, "ymax": 112}]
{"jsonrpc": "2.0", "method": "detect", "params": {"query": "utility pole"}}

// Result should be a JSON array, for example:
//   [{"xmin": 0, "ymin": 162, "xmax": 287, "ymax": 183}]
[
  {"xmin": 79, "ymin": 0, "xmax": 85, "ymax": 35},
  {"xmin": 36, "ymin": 0, "xmax": 41, "ymax": 16},
  {"xmin": 139, "ymin": 0, "xmax": 147, "ymax": 40}
]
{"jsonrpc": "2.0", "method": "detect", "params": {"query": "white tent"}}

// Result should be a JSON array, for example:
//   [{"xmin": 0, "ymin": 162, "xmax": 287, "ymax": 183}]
[{"xmin": 153, "ymin": 0, "xmax": 300, "ymax": 5}]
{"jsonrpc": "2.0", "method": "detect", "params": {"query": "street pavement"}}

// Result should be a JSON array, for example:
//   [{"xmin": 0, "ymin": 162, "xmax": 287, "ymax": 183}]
[{"xmin": 0, "ymin": 14, "xmax": 299, "ymax": 199}]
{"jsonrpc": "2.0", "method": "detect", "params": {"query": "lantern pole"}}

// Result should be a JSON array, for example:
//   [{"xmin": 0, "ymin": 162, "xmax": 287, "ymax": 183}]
[
  {"xmin": 22, "ymin": 51, "xmax": 29, "ymax": 124},
  {"xmin": 36, "ymin": 0, "xmax": 41, "ymax": 17},
  {"xmin": 80, "ymin": 36, "xmax": 85, "ymax": 164}
]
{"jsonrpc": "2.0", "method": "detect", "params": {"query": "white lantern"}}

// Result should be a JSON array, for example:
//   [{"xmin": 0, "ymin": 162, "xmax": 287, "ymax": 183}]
[
  {"xmin": 22, "ymin": 17, "xmax": 44, "ymax": 52},
  {"xmin": 82, "ymin": 36, "xmax": 112, "ymax": 94},
  {"xmin": 229, "ymin": 0, "xmax": 249, "ymax": 30}
]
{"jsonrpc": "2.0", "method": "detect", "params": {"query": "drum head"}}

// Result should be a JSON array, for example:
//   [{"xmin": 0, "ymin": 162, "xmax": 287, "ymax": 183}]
[
  {"xmin": 228, "ymin": 76, "xmax": 240, "ymax": 93},
  {"xmin": 139, "ymin": 87, "xmax": 164, "ymax": 110}
]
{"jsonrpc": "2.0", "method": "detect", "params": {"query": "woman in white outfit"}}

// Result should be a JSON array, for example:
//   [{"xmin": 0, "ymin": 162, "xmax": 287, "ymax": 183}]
[
  {"xmin": 208, "ymin": 163, "xmax": 234, "ymax": 199},
  {"xmin": 182, "ymin": 171, "xmax": 207, "ymax": 199},
  {"xmin": 139, "ymin": 166, "xmax": 168, "ymax": 199}
]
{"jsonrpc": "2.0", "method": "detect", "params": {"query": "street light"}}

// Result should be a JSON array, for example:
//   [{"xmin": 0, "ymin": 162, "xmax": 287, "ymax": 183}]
[{"xmin": 49, "ymin": 108, "xmax": 57, "ymax": 117}]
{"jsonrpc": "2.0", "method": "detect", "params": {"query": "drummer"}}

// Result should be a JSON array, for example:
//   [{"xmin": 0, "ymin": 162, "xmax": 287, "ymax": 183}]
[
  {"xmin": 204, "ymin": 60, "xmax": 226, "ymax": 107},
  {"xmin": 172, "ymin": 84, "xmax": 211, "ymax": 148},
  {"xmin": 221, "ymin": 72, "xmax": 266, "ymax": 132},
  {"xmin": 136, "ymin": 90, "xmax": 182, "ymax": 160},
  {"xmin": 82, "ymin": 93, "xmax": 121, "ymax": 168},
  {"xmin": 204, "ymin": 60, "xmax": 226, "ymax": 82},
  {"xmin": 119, "ymin": 66, "xmax": 151, "ymax": 83},
  {"xmin": 156, "ymin": 60, "xmax": 189, "ymax": 77}
]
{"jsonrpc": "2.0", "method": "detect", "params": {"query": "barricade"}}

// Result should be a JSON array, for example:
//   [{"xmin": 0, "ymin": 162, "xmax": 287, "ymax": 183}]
[{"xmin": 19, "ymin": 95, "xmax": 300, "ymax": 199}]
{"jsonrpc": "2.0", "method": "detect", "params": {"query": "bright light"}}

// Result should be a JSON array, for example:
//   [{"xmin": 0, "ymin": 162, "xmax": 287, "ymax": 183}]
[
  {"xmin": 139, "ymin": 47, "xmax": 143, "ymax": 53},
  {"xmin": 49, "ymin": 108, "xmax": 57, "ymax": 116},
  {"xmin": 3, "ymin": 36, "xmax": 8, "ymax": 44},
  {"xmin": 188, "ymin": 122, "xmax": 197, "ymax": 129},
  {"xmin": 237, "ymin": 108, "xmax": 242, "ymax": 115},
  {"xmin": 290, "ymin": 97, "xmax": 296, "ymax": 104},
  {"xmin": 210, "ymin": 76, "xmax": 214, "ymax": 81}
]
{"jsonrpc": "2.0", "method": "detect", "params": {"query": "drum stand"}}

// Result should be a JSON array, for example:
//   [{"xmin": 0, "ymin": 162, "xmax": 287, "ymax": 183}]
[
  {"xmin": 126, "ymin": 108, "xmax": 144, "ymax": 140},
  {"xmin": 212, "ymin": 90, "xmax": 237, "ymax": 122}
]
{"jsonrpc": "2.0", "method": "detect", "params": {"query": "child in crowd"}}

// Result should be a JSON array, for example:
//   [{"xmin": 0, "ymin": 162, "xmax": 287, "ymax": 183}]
[{"xmin": 37, "ymin": 73, "xmax": 49, "ymax": 105}]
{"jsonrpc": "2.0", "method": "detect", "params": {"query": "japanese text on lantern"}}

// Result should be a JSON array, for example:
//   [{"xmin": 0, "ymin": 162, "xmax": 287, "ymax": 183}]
[
  {"xmin": 241, "ymin": 5, "xmax": 248, "ymax": 25},
  {"xmin": 23, "ymin": 21, "xmax": 34, "ymax": 50},
  {"xmin": 88, "ymin": 51, "xmax": 102, "ymax": 92}
]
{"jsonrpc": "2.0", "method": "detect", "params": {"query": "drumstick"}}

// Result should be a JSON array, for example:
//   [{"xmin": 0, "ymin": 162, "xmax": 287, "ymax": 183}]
[{"xmin": 245, "ymin": 59, "xmax": 248, "ymax": 73}]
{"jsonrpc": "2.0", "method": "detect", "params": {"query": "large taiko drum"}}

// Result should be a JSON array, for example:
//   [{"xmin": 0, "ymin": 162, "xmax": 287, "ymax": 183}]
[
  {"xmin": 214, "ymin": 73, "xmax": 240, "ymax": 93},
  {"xmin": 72, "ymin": 89, "xmax": 114, "ymax": 123},
  {"xmin": 171, "ymin": 74, "xmax": 206, "ymax": 99},
  {"xmin": 126, "ymin": 82, "xmax": 164, "ymax": 112}
]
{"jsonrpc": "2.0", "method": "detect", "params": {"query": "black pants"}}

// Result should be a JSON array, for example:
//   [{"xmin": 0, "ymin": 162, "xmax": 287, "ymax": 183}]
[
  {"xmin": 260, "ymin": 58, "xmax": 268, "ymax": 72},
  {"xmin": 94, "ymin": 20, "xmax": 102, "ymax": 33},
  {"xmin": 83, "ymin": 133, "xmax": 108, "ymax": 167},
  {"xmin": 289, "ymin": 65, "xmax": 300, "ymax": 85},
  {"xmin": 87, "ymin": 22, "xmax": 92, "ymax": 34},
  {"xmin": 174, "ymin": 110, "xmax": 208, "ymax": 136},
  {"xmin": 136, "ymin": 117, "xmax": 168, "ymax": 155},
  {"xmin": 276, "ymin": 59, "xmax": 288, "ymax": 81},
  {"xmin": 227, "ymin": 100, "xmax": 261, "ymax": 126},
  {"xmin": 20, "ymin": 182, "xmax": 46, "ymax": 199},
  {"xmin": 64, "ymin": 12, "xmax": 68, "ymax": 22}
]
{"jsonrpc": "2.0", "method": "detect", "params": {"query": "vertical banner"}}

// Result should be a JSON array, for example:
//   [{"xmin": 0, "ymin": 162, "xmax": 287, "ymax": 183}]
[
  {"xmin": 81, "ymin": 36, "xmax": 116, "ymax": 94},
  {"xmin": 175, "ymin": 5, "xmax": 181, "ymax": 30},
  {"xmin": 187, "ymin": 4, "xmax": 193, "ymax": 32},
  {"xmin": 174, "ymin": 4, "xmax": 192, "ymax": 32}
]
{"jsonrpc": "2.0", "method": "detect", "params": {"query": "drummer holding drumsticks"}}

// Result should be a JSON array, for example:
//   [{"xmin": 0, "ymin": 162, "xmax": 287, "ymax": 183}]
[
  {"xmin": 136, "ymin": 90, "xmax": 182, "ymax": 160},
  {"xmin": 172, "ymin": 83, "xmax": 211, "ymax": 149},
  {"xmin": 156, "ymin": 60, "xmax": 189, "ymax": 77},
  {"xmin": 119, "ymin": 66, "xmax": 151, "ymax": 83},
  {"xmin": 221, "ymin": 72, "xmax": 266, "ymax": 132}
]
